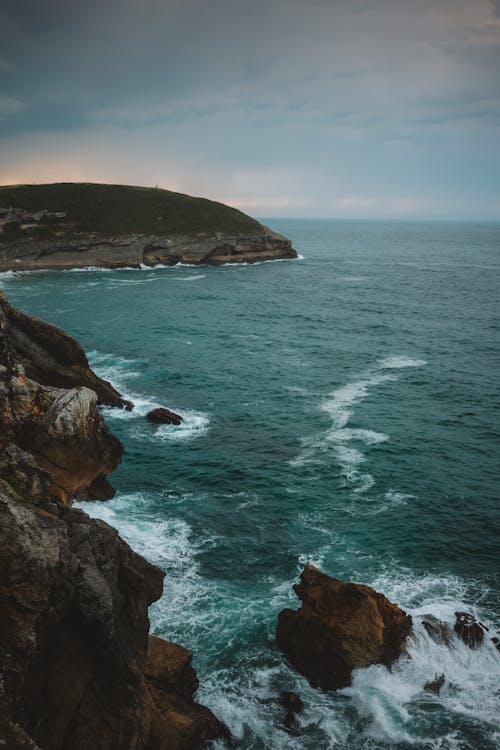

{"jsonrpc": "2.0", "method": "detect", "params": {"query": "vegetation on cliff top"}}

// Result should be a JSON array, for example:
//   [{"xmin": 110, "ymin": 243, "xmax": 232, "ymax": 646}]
[{"xmin": 0, "ymin": 182, "xmax": 265, "ymax": 238}]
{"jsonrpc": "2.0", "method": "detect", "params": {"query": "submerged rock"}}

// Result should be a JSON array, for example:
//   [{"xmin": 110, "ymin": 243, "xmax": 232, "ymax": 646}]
[
  {"xmin": 146, "ymin": 407, "xmax": 183, "ymax": 425},
  {"xmin": 454, "ymin": 612, "xmax": 486, "ymax": 649},
  {"xmin": 279, "ymin": 691, "xmax": 304, "ymax": 731},
  {"xmin": 424, "ymin": 674, "xmax": 446, "ymax": 695},
  {"xmin": 276, "ymin": 565, "xmax": 413, "ymax": 691}
]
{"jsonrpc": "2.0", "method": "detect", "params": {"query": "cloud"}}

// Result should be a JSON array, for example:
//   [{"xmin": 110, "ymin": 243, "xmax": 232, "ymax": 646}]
[
  {"xmin": 0, "ymin": 1, "xmax": 498, "ymax": 218},
  {"xmin": 0, "ymin": 96, "xmax": 25, "ymax": 120}
]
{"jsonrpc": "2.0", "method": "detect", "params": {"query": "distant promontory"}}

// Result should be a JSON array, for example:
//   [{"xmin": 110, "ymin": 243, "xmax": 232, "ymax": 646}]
[{"xmin": 0, "ymin": 183, "xmax": 297, "ymax": 270}]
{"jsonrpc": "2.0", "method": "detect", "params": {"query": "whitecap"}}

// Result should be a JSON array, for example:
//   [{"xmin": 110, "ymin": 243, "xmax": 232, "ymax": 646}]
[
  {"xmin": 152, "ymin": 409, "xmax": 210, "ymax": 442},
  {"xmin": 292, "ymin": 357, "xmax": 426, "ymax": 504},
  {"xmin": 378, "ymin": 356, "xmax": 427, "ymax": 369},
  {"xmin": 88, "ymin": 349, "xmax": 210, "ymax": 441},
  {"xmin": 342, "ymin": 570, "xmax": 500, "ymax": 747}
]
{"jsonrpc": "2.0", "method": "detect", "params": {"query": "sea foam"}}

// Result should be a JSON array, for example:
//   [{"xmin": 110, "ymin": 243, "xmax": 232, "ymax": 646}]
[{"xmin": 291, "ymin": 356, "xmax": 427, "ymax": 507}]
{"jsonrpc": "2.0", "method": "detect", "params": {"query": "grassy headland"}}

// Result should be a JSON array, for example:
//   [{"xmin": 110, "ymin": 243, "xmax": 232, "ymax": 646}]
[{"xmin": 0, "ymin": 182, "xmax": 264, "ymax": 239}]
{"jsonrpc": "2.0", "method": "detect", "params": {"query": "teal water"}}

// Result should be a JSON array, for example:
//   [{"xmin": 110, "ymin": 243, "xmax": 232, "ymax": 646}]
[{"xmin": 2, "ymin": 219, "xmax": 499, "ymax": 749}]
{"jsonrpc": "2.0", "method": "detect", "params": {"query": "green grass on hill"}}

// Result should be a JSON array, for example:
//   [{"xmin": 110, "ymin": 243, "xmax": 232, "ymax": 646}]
[{"xmin": 0, "ymin": 183, "xmax": 264, "ymax": 237}]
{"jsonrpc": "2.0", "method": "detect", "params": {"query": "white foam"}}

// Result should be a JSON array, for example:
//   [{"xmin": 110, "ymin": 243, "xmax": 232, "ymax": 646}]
[
  {"xmin": 152, "ymin": 409, "xmax": 210, "ymax": 442},
  {"xmin": 75, "ymin": 493, "xmax": 195, "ymax": 569},
  {"xmin": 89, "ymin": 350, "xmax": 210, "ymax": 440},
  {"xmin": 378, "ymin": 356, "xmax": 427, "ymax": 369},
  {"xmin": 342, "ymin": 570, "xmax": 500, "ymax": 746},
  {"xmin": 292, "ymin": 356, "xmax": 427, "ymax": 505}
]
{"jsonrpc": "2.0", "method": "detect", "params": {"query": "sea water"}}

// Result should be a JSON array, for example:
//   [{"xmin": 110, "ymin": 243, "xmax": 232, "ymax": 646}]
[{"xmin": 2, "ymin": 219, "xmax": 499, "ymax": 749}]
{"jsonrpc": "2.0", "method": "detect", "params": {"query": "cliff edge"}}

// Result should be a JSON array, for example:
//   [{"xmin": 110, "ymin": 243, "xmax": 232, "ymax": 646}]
[
  {"xmin": 0, "ymin": 293, "xmax": 228, "ymax": 749},
  {"xmin": 0, "ymin": 183, "xmax": 297, "ymax": 270}
]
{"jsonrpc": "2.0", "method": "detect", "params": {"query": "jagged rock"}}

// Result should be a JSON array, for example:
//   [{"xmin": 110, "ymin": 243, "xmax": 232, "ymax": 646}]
[
  {"xmin": 0, "ymin": 361, "xmax": 122, "ymax": 503},
  {"xmin": 0, "ymin": 481, "xmax": 226, "ymax": 749},
  {"xmin": 454, "ymin": 612, "xmax": 486, "ymax": 649},
  {"xmin": 0, "ymin": 292, "xmax": 226, "ymax": 748},
  {"xmin": 421, "ymin": 614, "xmax": 454, "ymax": 646},
  {"xmin": 280, "ymin": 691, "xmax": 304, "ymax": 714},
  {"xmin": 279, "ymin": 691, "xmax": 304, "ymax": 731},
  {"xmin": 276, "ymin": 565, "xmax": 413, "ymax": 691},
  {"xmin": 424, "ymin": 674, "xmax": 445, "ymax": 694},
  {"xmin": 0, "ymin": 291, "xmax": 132, "ymax": 408},
  {"xmin": 144, "ymin": 636, "xmax": 231, "ymax": 748},
  {"xmin": 146, "ymin": 407, "xmax": 183, "ymax": 425}
]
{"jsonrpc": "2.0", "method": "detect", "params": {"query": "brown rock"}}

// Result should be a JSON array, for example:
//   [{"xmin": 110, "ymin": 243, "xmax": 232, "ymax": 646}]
[
  {"xmin": 146, "ymin": 407, "xmax": 183, "ymax": 425},
  {"xmin": 276, "ymin": 565, "xmax": 413, "ymax": 691},
  {"xmin": 0, "ymin": 481, "xmax": 227, "ymax": 750},
  {"xmin": 0, "ymin": 364, "xmax": 123, "ymax": 503},
  {"xmin": 0, "ymin": 291, "xmax": 131, "ymax": 409},
  {"xmin": 0, "ymin": 291, "xmax": 227, "ymax": 748}
]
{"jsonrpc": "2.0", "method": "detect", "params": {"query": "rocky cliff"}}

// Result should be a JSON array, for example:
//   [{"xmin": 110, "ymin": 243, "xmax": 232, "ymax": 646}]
[
  {"xmin": 0, "ymin": 293, "xmax": 228, "ymax": 749},
  {"xmin": 0, "ymin": 183, "xmax": 297, "ymax": 270}
]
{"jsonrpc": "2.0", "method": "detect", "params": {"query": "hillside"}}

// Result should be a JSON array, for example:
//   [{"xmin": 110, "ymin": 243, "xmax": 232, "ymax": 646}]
[
  {"xmin": 0, "ymin": 182, "xmax": 264, "ymax": 239},
  {"xmin": 0, "ymin": 183, "xmax": 297, "ymax": 270}
]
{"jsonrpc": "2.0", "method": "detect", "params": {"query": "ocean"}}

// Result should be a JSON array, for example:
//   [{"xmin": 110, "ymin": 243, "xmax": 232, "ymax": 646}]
[{"xmin": 2, "ymin": 219, "xmax": 499, "ymax": 749}]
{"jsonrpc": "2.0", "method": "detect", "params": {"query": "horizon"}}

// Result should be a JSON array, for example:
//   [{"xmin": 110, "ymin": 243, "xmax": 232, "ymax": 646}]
[
  {"xmin": 2, "ymin": 180, "xmax": 499, "ymax": 223},
  {"xmin": 1, "ymin": 0, "xmax": 500, "ymax": 221}
]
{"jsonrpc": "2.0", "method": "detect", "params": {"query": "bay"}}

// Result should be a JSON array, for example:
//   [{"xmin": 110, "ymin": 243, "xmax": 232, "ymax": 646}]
[{"xmin": 2, "ymin": 218, "xmax": 499, "ymax": 749}]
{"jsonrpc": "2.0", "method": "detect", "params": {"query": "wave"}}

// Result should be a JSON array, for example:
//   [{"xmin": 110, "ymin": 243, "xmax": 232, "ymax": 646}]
[
  {"xmin": 88, "ymin": 350, "xmax": 210, "ymax": 441},
  {"xmin": 342, "ymin": 570, "xmax": 500, "ymax": 747},
  {"xmin": 378, "ymin": 355, "xmax": 428, "ymax": 369},
  {"xmin": 76, "ymin": 489, "xmax": 500, "ymax": 749},
  {"xmin": 291, "ymin": 356, "xmax": 427, "ymax": 506}
]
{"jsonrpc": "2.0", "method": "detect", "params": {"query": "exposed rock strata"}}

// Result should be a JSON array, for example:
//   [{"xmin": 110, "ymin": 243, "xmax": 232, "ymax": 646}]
[
  {"xmin": 0, "ymin": 230, "xmax": 297, "ymax": 271},
  {"xmin": 276, "ymin": 565, "xmax": 413, "ymax": 691},
  {"xmin": 0, "ymin": 293, "xmax": 227, "ymax": 748}
]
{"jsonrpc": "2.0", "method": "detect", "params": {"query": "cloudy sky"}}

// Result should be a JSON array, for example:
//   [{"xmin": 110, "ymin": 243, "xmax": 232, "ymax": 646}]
[{"xmin": 1, "ymin": 0, "xmax": 499, "ymax": 219}]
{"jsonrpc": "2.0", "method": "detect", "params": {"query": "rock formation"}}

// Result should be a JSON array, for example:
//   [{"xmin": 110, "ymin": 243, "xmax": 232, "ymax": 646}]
[
  {"xmin": 0, "ymin": 291, "xmax": 131, "ymax": 408},
  {"xmin": 276, "ymin": 565, "xmax": 413, "ymax": 691},
  {"xmin": 146, "ymin": 407, "xmax": 183, "ymax": 425},
  {"xmin": 0, "ymin": 230, "xmax": 297, "ymax": 271},
  {"xmin": 0, "ymin": 292, "xmax": 228, "ymax": 749},
  {"xmin": 454, "ymin": 612, "xmax": 486, "ymax": 649}
]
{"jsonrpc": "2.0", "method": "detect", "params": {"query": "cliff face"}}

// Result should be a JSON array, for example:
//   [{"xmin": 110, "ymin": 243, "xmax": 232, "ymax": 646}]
[
  {"xmin": 0, "ymin": 183, "xmax": 297, "ymax": 270},
  {"xmin": 0, "ymin": 230, "xmax": 296, "ymax": 271},
  {"xmin": 0, "ymin": 293, "xmax": 227, "ymax": 749}
]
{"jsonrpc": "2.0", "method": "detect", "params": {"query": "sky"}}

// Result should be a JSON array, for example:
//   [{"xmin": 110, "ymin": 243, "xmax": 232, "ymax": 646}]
[{"xmin": 1, "ymin": 0, "xmax": 499, "ymax": 219}]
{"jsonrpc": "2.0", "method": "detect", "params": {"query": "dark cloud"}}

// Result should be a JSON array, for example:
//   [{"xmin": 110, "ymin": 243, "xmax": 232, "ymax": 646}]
[{"xmin": 0, "ymin": 0, "xmax": 499, "ymax": 217}]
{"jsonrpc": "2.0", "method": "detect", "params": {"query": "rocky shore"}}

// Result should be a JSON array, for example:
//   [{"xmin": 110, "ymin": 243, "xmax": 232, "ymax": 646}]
[{"xmin": 0, "ymin": 292, "xmax": 228, "ymax": 749}]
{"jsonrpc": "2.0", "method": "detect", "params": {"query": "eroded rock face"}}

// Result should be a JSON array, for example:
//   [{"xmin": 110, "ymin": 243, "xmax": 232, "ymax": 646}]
[
  {"xmin": 0, "ymin": 230, "xmax": 297, "ymax": 271},
  {"xmin": 0, "ymin": 292, "xmax": 227, "ymax": 748},
  {"xmin": 0, "ymin": 291, "xmax": 130, "ymax": 408},
  {"xmin": 0, "ymin": 362, "xmax": 122, "ymax": 504},
  {"xmin": 0, "ymin": 482, "xmax": 226, "ymax": 749},
  {"xmin": 276, "ymin": 565, "xmax": 413, "ymax": 691}
]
